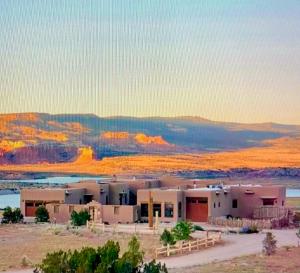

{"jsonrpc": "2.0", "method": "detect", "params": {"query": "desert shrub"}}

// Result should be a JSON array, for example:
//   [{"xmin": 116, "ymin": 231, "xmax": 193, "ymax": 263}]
[
  {"xmin": 160, "ymin": 229, "xmax": 176, "ymax": 246},
  {"xmin": 1, "ymin": 206, "xmax": 23, "ymax": 224},
  {"xmin": 35, "ymin": 237, "xmax": 168, "ymax": 273},
  {"xmin": 262, "ymin": 232, "xmax": 277, "ymax": 256},
  {"xmin": 35, "ymin": 206, "xmax": 49, "ymax": 223},
  {"xmin": 71, "ymin": 210, "xmax": 90, "ymax": 226},
  {"xmin": 143, "ymin": 261, "xmax": 168, "ymax": 273},
  {"xmin": 240, "ymin": 225, "xmax": 259, "ymax": 234},
  {"xmin": 193, "ymin": 225, "xmax": 205, "ymax": 231},
  {"xmin": 171, "ymin": 221, "xmax": 194, "ymax": 241}
]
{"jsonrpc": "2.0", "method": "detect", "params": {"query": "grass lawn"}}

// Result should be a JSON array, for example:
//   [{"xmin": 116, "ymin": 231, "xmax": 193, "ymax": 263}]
[
  {"xmin": 0, "ymin": 223, "xmax": 161, "ymax": 272},
  {"xmin": 169, "ymin": 247, "xmax": 300, "ymax": 273}
]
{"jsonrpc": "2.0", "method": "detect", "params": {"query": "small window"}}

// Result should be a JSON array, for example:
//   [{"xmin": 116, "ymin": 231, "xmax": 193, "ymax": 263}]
[
  {"xmin": 69, "ymin": 206, "xmax": 74, "ymax": 213},
  {"xmin": 54, "ymin": 205, "xmax": 59, "ymax": 214},
  {"xmin": 141, "ymin": 203, "xmax": 148, "ymax": 217},
  {"xmin": 213, "ymin": 202, "xmax": 216, "ymax": 208},
  {"xmin": 282, "ymin": 201, "xmax": 285, "ymax": 206},
  {"xmin": 178, "ymin": 202, "xmax": 182, "ymax": 217},
  {"xmin": 263, "ymin": 199, "xmax": 275, "ymax": 206},
  {"xmin": 114, "ymin": 206, "xmax": 120, "ymax": 215},
  {"xmin": 218, "ymin": 202, "xmax": 221, "ymax": 208},
  {"xmin": 153, "ymin": 203, "xmax": 161, "ymax": 217},
  {"xmin": 164, "ymin": 203, "xmax": 174, "ymax": 218},
  {"xmin": 232, "ymin": 199, "xmax": 238, "ymax": 209}
]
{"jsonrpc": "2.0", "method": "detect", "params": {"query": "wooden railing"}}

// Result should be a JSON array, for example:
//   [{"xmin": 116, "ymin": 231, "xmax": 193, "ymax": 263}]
[
  {"xmin": 155, "ymin": 232, "xmax": 222, "ymax": 258},
  {"xmin": 253, "ymin": 206, "xmax": 289, "ymax": 219}
]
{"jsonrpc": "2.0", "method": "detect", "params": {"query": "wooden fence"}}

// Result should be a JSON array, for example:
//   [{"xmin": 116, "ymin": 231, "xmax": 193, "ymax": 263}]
[
  {"xmin": 253, "ymin": 206, "xmax": 289, "ymax": 219},
  {"xmin": 155, "ymin": 232, "xmax": 222, "ymax": 258}
]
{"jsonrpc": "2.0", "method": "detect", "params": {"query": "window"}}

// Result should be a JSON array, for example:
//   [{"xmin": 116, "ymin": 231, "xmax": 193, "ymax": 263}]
[
  {"xmin": 164, "ymin": 203, "xmax": 174, "ymax": 218},
  {"xmin": 213, "ymin": 202, "xmax": 216, "ymax": 208},
  {"xmin": 178, "ymin": 202, "xmax": 182, "ymax": 217},
  {"xmin": 263, "ymin": 199, "xmax": 275, "ymax": 206},
  {"xmin": 54, "ymin": 205, "xmax": 59, "ymax": 214},
  {"xmin": 232, "ymin": 199, "xmax": 238, "ymax": 208},
  {"xmin": 218, "ymin": 202, "xmax": 221, "ymax": 208},
  {"xmin": 153, "ymin": 203, "xmax": 161, "ymax": 217},
  {"xmin": 69, "ymin": 206, "xmax": 74, "ymax": 213},
  {"xmin": 141, "ymin": 203, "xmax": 148, "ymax": 217},
  {"xmin": 114, "ymin": 206, "xmax": 120, "ymax": 215},
  {"xmin": 282, "ymin": 201, "xmax": 285, "ymax": 206}
]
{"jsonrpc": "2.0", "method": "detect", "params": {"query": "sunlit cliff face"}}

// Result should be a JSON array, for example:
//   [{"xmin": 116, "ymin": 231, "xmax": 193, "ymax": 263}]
[{"xmin": 101, "ymin": 131, "xmax": 170, "ymax": 146}]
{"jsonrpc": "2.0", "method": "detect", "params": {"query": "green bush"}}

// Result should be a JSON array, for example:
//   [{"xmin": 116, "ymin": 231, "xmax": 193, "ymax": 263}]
[
  {"xmin": 70, "ymin": 210, "xmax": 91, "ymax": 226},
  {"xmin": 193, "ymin": 225, "xmax": 205, "ymax": 231},
  {"xmin": 1, "ymin": 206, "xmax": 23, "ymax": 224},
  {"xmin": 35, "ymin": 236, "xmax": 168, "ymax": 273},
  {"xmin": 160, "ymin": 229, "xmax": 176, "ymax": 246},
  {"xmin": 143, "ymin": 261, "xmax": 168, "ymax": 273},
  {"xmin": 171, "ymin": 221, "xmax": 194, "ymax": 241},
  {"xmin": 35, "ymin": 206, "xmax": 49, "ymax": 223}
]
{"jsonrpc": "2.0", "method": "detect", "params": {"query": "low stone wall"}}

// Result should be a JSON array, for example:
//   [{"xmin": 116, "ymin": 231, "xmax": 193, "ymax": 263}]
[{"xmin": 208, "ymin": 216, "xmax": 272, "ymax": 229}]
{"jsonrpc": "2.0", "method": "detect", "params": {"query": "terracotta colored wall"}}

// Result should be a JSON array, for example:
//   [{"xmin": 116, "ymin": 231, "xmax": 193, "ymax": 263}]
[
  {"xmin": 21, "ymin": 188, "xmax": 67, "ymax": 216},
  {"xmin": 230, "ymin": 185, "xmax": 286, "ymax": 218}
]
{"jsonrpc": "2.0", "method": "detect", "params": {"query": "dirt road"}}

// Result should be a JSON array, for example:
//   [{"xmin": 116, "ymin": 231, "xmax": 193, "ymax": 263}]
[{"xmin": 159, "ymin": 229, "xmax": 299, "ymax": 269}]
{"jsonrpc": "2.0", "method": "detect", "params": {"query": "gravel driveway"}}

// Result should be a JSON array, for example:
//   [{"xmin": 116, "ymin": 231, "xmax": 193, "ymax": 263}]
[{"xmin": 159, "ymin": 229, "xmax": 299, "ymax": 269}]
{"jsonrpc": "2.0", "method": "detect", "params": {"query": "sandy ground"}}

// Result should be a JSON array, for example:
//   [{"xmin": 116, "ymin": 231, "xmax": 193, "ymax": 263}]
[
  {"xmin": 169, "ymin": 247, "xmax": 300, "ymax": 273},
  {"xmin": 0, "ymin": 224, "xmax": 161, "ymax": 272},
  {"xmin": 159, "ymin": 229, "xmax": 300, "ymax": 269}
]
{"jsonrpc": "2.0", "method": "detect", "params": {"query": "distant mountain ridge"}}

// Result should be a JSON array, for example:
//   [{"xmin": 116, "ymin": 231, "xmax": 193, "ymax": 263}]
[{"xmin": 0, "ymin": 112, "xmax": 299, "ymax": 165}]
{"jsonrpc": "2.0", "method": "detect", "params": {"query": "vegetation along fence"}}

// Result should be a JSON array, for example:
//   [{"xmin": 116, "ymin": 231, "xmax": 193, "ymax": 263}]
[
  {"xmin": 86, "ymin": 221, "xmax": 165, "ymax": 235},
  {"xmin": 208, "ymin": 214, "xmax": 291, "ymax": 229},
  {"xmin": 155, "ymin": 232, "xmax": 222, "ymax": 258}
]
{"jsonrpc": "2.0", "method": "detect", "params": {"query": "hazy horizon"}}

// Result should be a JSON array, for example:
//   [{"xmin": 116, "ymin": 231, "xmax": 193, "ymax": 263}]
[{"xmin": 1, "ymin": 1, "xmax": 300, "ymax": 124}]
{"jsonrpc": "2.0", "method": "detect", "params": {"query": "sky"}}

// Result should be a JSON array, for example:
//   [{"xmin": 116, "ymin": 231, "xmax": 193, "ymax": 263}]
[{"xmin": 0, "ymin": 1, "xmax": 299, "ymax": 124}]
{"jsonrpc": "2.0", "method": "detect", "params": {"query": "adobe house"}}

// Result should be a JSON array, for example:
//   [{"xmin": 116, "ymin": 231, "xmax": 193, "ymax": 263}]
[{"xmin": 20, "ymin": 177, "xmax": 287, "ymax": 224}]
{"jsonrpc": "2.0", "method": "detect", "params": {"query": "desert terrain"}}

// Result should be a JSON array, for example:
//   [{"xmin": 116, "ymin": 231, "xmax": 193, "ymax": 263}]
[{"xmin": 0, "ymin": 137, "xmax": 300, "ymax": 176}]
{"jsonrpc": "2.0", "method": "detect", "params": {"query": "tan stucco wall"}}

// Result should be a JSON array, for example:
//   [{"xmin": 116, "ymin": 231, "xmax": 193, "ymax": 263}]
[
  {"xmin": 68, "ymin": 180, "xmax": 109, "ymax": 204},
  {"xmin": 46, "ymin": 203, "xmax": 86, "ymax": 223},
  {"xmin": 137, "ymin": 189, "xmax": 183, "ymax": 222},
  {"xmin": 102, "ymin": 205, "xmax": 138, "ymax": 224},
  {"xmin": 108, "ymin": 183, "xmax": 130, "ymax": 205}
]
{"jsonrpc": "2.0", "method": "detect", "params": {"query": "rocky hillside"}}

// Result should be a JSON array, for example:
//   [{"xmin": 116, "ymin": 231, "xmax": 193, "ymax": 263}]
[{"xmin": 0, "ymin": 113, "xmax": 299, "ymax": 164}]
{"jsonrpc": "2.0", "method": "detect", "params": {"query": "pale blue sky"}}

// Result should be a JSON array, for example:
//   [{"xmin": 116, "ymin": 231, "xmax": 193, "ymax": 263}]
[{"xmin": 0, "ymin": 1, "xmax": 299, "ymax": 124}]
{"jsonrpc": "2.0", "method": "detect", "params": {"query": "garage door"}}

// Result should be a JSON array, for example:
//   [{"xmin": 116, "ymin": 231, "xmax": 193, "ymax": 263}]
[
  {"xmin": 186, "ymin": 197, "xmax": 208, "ymax": 222},
  {"xmin": 25, "ymin": 203, "xmax": 37, "ymax": 217}
]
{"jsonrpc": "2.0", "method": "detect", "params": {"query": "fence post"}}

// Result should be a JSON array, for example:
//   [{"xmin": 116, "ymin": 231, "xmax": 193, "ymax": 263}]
[
  {"xmin": 87, "ymin": 221, "xmax": 89, "ymax": 229},
  {"xmin": 189, "ymin": 241, "xmax": 191, "ymax": 252},
  {"xmin": 180, "ymin": 241, "xmax": 183, "ymax": 254},
  {"xmin": 167, "ymin": 244, "xmax": 170, "ymax": 257}
]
